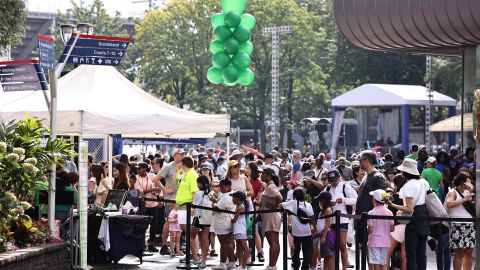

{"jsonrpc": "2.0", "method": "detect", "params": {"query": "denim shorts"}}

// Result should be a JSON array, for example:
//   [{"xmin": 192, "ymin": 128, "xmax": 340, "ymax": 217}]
[{"xmin": 331, "ymin": 223, "xmax": 349, "ymax": 232}]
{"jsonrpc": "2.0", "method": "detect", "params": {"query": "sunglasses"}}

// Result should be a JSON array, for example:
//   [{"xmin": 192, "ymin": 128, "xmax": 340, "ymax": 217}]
[{"xmin": 232, "ymin": 165, "xmax": 240, "ymax": 168}]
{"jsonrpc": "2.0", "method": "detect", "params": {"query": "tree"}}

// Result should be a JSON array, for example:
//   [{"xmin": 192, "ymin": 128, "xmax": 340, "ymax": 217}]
[
  {"xmin": 0, "ymin": 0, "xmax": 27, "ymax": 51},
  {"xmin": 136, "ymin": 0, "xmax": 326, "ymax": 151},
  {"xmin": 53, "ymin": 0, "xmax": 136, "ymax": 77}
]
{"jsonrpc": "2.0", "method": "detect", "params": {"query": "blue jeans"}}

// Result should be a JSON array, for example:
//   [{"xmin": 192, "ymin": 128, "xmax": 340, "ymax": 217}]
[
  {"xmin": 436, "ymin": 232, "xmax": 451, "ymax": 270},
  {"xmin": 405, "ymin": 205, "xmax": 429, "ymax": 270}
]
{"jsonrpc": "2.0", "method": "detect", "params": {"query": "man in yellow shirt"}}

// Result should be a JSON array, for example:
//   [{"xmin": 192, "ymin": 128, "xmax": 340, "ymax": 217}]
[{"xmin": 176, "ymin": 156, "xmax": 199, "ymax": 226}]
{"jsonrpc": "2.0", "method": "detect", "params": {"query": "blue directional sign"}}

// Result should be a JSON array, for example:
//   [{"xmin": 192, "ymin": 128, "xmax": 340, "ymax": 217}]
[
  {"xmin": 37, "ymin": 35, "xmax": 55, "ymax": 70},
  {"xmin": 0, "ymin": 60, "xmax": 48, "ymax": 92},
  {"xmin": 59, "ymin": 33, "xmax": 132, "ymax": 66}
]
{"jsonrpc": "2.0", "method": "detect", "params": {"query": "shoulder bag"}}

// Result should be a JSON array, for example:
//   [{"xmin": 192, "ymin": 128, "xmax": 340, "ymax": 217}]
[{"xmin": 425, "ymin": 189, "xmax": 448, "ymax": 224}]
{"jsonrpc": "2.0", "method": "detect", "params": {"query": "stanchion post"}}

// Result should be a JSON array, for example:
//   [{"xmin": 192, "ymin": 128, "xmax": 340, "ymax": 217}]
[
  {"xmin": 69, "ymin": 207, "xmax": 74, "ymax": 269},
  {"xmin": 436, "ymin": 223, "xmax": 443, "ymax": 270},
  {"xmin": 282, "ymin": 209, "xmax": 288, "ymax": 270},
  {"xmin": 355, "ymin": 219, "xmax": 360, "ymax": 270},
  {"xmin": 334, "ymin": 211, "xmax": 340, "ymax": 270},
  {"xmin": 247, "ymin": 202, "xmax": 263, "ymax": 267},
  {"xmin": 361, "ymin": 213, "xmax": 368, "ymax": 270},
  {"xmin": 177, "ymin": 203, "xmax": 198, "ymax": 269}
]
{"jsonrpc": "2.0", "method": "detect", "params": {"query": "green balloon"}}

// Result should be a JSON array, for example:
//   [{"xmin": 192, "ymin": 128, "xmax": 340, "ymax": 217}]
[
  {"xmin": 238, "ymin": 68, "xmax": 254, "ymax": 86},
  {"xmin": 211, "ymin": 13, "xmax": 225, "ymax": 28},
  {"xmin": 232, "ymin": 53, "xmax": 251, "ymax": 70},
  {"xmin": 224, "ymin": 81, "xmax": 237, "ymax": 86},
  {"xmin": 221, "ymin": 0, "xmax": 246, "ymax": 14},
  {"xmin": 222, "ymin": 65, "xmax": 239, "ymax": 83},
  {"xmin": 210, "ymin": 40, "xmax": 224, "ymax": 54},
  {"xmin": 223, "ymin": 37, "xmax": 240, "ymax": 55},
  {"xmin": 240, "ymin": 14, "xmax": 256, "ymax": 30},
  {"xmin": 212, "ymin": 52, "xmax": 231, "ymax": 68},
  {"xmin": 233, "ymin": 26, "xmax": 251, "ymax": 43},
  {"xmin": 238, "ymin": 41, "xmax": 254, "ymax": 54},
  {"xmin": 214, "ymin": 25, "xmax": 232, "ymax": 41},
  {"xmin": 207, "ymin": 67, "xmax": 223, "ymax": 84},
  {"xmin": 224, "ymin": 11, "xmax": 241, "ymax": 28}
]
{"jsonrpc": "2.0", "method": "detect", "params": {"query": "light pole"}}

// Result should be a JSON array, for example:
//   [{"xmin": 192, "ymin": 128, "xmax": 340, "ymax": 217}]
[
  {"xmin": 263, "ymin": 26, "xmax": 292, "ymax": 150},
  {"xmin": 47, "ymin": 22, "xmax": 93, "ymax": 233}
]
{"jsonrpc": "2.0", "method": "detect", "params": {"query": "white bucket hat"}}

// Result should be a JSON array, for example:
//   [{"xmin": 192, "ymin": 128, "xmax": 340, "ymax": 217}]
[{"xmin": 396, "ymin": 159, "xmax": 420, "ymax": 176}]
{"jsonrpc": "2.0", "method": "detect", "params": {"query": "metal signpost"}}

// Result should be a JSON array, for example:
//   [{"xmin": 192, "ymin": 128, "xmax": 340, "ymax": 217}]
[
  {"xmin": 37, "ymin": 35, "xmax": 55, "ymax": 70},
  {"xmin": 49, "ymin": 32, "xmax": 131, "ymax": 269},
  {"xmin": 0, "ymin": 60, "xmax": 48, "ymax": 91},
  {"xmin": 78, "ymin": 141, "xmax": 89, "ymax": 269},
  {"xmin": 263, "ymin": 26, "xmax": 292, "ymax": 149}
]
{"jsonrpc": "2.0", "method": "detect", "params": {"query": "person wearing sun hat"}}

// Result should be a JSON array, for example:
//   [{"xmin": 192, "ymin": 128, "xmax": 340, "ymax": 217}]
[{"xmin": 386, "ymin": 158, "xmax": 430, "ymax": 270}]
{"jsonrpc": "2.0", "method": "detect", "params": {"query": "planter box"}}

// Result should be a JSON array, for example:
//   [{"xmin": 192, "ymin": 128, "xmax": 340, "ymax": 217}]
[{"xmin": 0, "ymin": 242, "xmax": 69, "ymax": 270}]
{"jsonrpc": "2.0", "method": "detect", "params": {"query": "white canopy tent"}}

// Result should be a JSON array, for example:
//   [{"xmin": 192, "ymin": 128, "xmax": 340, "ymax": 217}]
[
  {"xmin": 332, "ymin": 84, "xmax": 457, "ymax": 107},
  {"xmin": 430, "ymin": 113, "xmax": 473, "ymax": 132},
  {"xmin": 0, "ymin": 65, "xmax": 230, "ymax": 138},
  {"xmin": 330, "ymin": 84, "xmax": 457, "ymax": 155}
]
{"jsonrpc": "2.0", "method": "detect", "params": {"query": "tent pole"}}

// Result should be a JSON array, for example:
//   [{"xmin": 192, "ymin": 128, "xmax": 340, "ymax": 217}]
[{"xmin": 108, "ymin": 135, "xmax": 113, "ymax": 178}]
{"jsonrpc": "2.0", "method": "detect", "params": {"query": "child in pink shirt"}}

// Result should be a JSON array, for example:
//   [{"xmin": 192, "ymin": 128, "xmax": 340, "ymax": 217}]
[{"xmin": 367, "ymin": 189, "xmax": 394, "ymax": 270}]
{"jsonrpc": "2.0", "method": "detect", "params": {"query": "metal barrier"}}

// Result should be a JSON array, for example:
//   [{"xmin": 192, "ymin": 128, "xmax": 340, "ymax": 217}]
[{"xmin": 142, "ymin": 197, "xmax": 479, "ymax": 270}]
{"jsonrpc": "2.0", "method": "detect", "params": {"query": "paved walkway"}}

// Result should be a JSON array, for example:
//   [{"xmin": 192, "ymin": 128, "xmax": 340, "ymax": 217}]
[{"xmin": 91, "ymin": 233, "xmax": 447, "ymax": 270}]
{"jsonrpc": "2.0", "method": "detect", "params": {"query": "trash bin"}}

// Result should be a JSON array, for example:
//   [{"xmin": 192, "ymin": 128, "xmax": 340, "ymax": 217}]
[{"xmin": 108, "ymin": 215, "xmax": 152, "ymax": 264}]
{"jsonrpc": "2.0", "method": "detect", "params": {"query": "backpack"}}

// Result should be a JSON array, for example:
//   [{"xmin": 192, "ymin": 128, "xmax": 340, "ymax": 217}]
[
  {"xmin": 295, "ymin": 201, "xmax": 311, "ymax": 224},
  {"xmin": 326, "ymin": 184, "xmax": 353, "ymax": 214}
]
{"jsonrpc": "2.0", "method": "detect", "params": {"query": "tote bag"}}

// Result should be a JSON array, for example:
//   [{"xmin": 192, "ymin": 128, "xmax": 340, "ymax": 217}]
[{"xmin": 425, "ymin": 189, "xmax": 448, "ymax": 224}]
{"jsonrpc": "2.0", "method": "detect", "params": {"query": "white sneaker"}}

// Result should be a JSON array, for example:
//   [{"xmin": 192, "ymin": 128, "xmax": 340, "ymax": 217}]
[
  {"xmin": 265, "ymin": 266, "xmax": 277, "ymax": 270},
  {"xmin": 212, "ymin": 263, "xmax": 228, "ymax": 270},
  {"xmin": 227, "ymin": 262, "xmax": 237, "ymax": 269}
]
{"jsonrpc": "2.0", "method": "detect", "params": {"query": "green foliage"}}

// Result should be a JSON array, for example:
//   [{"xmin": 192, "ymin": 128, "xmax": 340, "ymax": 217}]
[
  {"xmin": 134, "ymin": 0, "xmax": 430, "ymax": 150},
  {"xmin": 0, "ymin": 0, "xmax": 27, "ymax": 51},
  {"xmin": 0, "ymin": 116, "xmax": 74, "ymax": 197}
]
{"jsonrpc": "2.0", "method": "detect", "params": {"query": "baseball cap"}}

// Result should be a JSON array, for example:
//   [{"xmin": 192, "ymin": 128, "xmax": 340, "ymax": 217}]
[
  {"xmin": 173, "ymin": 148, "xmax": 185, "ymax": 155},
  {"xmin": 230, "ymin": 149, "xmax": 242, "ymax": 158},
  {"xmin": 369, "ymin": 189, "xmax": 388, "ymax": 203},
  {"xmin": 265, "ymin": 153, "xmax": 274, "ymax": 159},
  {"xmin": 230, "ymin": 190, "xmax": 247, "ymax": 201},
  {"xmin": 198, "ymin": 153, "xmax": 207, "ymax": 161},
  {"xmin": 191, "ymin": 150, "xmax": 199, "ymax": 157},
  {"xmin": 327, "ymin": 169, "xmax": 340, "ymax": 182},
  {"xmin": 227, "ymin": 160, "xmax": 239, "ymax": 167},
  {"xmin": 426, "ymin": 156, "xmax": 436, "ymax": 163},
  {"xmin": 200, "ymin": 163, "xmax": 213, "ymax": 171},
  {"xmin": 217, "ymin": 156, "xmax": 225, "ymax": 161}
]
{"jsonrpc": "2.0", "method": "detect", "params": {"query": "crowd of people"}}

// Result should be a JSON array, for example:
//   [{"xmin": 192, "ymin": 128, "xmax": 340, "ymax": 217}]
[{"xmin": 54, "ymin": 143, "xmax": 476, "ymax": 270}]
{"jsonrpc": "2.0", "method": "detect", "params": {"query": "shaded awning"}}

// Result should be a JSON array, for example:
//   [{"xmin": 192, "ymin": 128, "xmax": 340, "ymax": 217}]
[
  {"xmin": 333, "ymin": 0, "xmax": 480, "ymax": 56},
  {"xmin": 430, "ymin": 113, "xmax": 473, "ymax": 132}
]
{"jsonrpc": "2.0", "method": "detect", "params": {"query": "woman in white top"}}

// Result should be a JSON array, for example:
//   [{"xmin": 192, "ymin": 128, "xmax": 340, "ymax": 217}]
[
  {"xmin": 90, "ymin": 164, "xmax": 110, "ymax": 206},
  {"xmin": 386, "ymin": 159, "xmax": 429, "ymax": 270},
  {"xmin": 446, "ymin": 173, "xmax": 475, "ymax": 270},
  {"xmin": 225, "ymin": 160, "xmax": 254, "ymax": 199},
  {"xmin": 190, "ymin": 176, "xmax": 211, "ymax": 268}
]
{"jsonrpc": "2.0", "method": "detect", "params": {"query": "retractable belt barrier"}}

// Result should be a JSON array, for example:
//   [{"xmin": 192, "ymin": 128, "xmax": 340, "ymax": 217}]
[{"xmin": 141, "ymin": 197, "xmax": 478, "ymax": 270}]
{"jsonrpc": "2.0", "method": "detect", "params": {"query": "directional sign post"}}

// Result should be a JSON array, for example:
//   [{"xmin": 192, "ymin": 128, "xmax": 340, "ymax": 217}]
[
  {"xmin": 37, "ymin": 35, "xmax": 55, "ymax": 70},
  {"xmin": 0, "ymin": 60, "xmax": 48, "ymax": 92},
  {"xmin": 59, "ymin": 33, "xmax": 132, "ymax": 67}
]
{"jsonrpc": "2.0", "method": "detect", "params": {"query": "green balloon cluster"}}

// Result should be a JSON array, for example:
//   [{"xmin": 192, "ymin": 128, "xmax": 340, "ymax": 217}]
[{"xmin": 207, "ymin": 0, "xmax": 256, "ymax": 86}]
